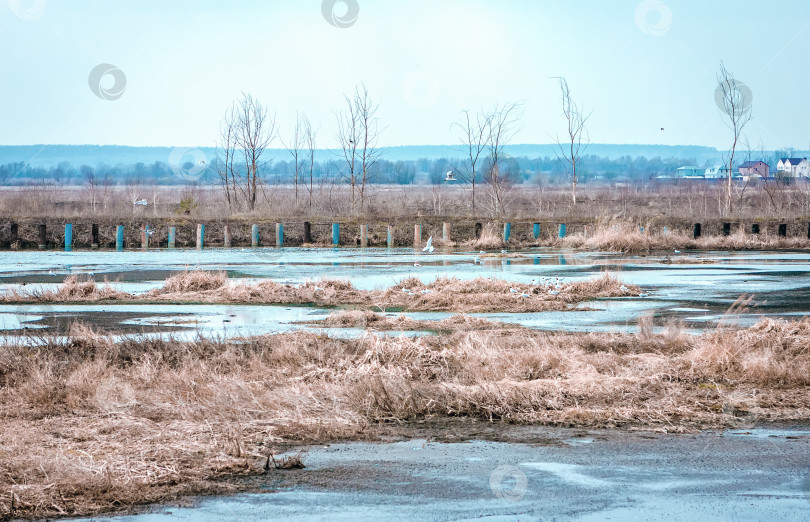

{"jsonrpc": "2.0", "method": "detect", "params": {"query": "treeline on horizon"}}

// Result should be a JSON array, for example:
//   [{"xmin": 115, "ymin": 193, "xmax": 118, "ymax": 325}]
[
  {"xmin": 0, "ymin": 154, "xmax": 707, "ymax": 187},
  {"xmin": 0, "ymin": 147, "xmax": 799, "ymax": 188}
]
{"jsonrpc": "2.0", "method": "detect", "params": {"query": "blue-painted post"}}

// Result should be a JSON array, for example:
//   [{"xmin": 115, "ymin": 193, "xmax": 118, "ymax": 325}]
[
  {"xmin": 196, "ymin": 224, "xmax": 204, "ymax": 250},
  {"xmin": 276, "ymin": 223, "xmax": 284, "ymax": 247},
  {"xmin": 168, "ymin": 226, "xmax": 176, "ymax": 248},
  {"xmin": 116, "ymin": 225, "xmax": 124, "ymax": 251},
  {"xmin": 503, "ymin": 222, "xmax": 511, "ymax": 242},
  {"xmin": 558, "ymin": 224, "xmax": 567, "ymax": 238},
  {"xmin": 533, "ymin": 223, "xmax": 540, "ymax": 239},
  {"xmin": 64, "ymin": 223, "xmax": 73, "ymax": 252},
  {"xmin": 387, "ymin": 225, "xmax": 394, "ymax": 248},
  {"xmin": 332, "ymin": 223, "xmax": 340, "ymax": 245},
  {"xmin": 251, "ymin": 224, "xmax": 260, "ymax": 247}
]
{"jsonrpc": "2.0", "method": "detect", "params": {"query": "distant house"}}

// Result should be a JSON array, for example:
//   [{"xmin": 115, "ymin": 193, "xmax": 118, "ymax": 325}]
[
  {"xmin": 676, "ymin": 166, "xmax": 704, "ymax": 179},
  {"xmin": 776, "ymin": 158, "xmax": 810, "ymax": 178},
  {"xmin": 704, "ymin": 165, "xmax": 731, "ymax": 179},
  {"xmin": 738, "ymin": 161, "xmax": 769, "ymax": 179}
]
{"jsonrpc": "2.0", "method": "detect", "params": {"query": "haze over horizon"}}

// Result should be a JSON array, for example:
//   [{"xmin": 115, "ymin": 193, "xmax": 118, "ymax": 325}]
[{"xmin": 2, "ymin": 0, "xmax": 809, "ymax": 152}]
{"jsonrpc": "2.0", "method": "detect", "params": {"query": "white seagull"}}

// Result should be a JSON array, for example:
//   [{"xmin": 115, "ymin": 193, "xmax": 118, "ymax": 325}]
[{"xmin": 422, "ymin": 236, "xmax": 434, "ymax": 253}]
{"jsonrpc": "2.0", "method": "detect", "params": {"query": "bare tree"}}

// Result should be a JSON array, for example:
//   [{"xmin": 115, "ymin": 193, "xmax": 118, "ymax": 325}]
[
  {"xmin": 217, "ymin": 107, "xmax": 238, "ymax": 208},
  {"xmin": 83, "ymin": 168, "xmax": 99, "ymax": 213},
  {"xmin": 217, "ymin": 93, "xmax": 276, "ymax": 211},
  {"xmin": 716, "ymin": 62, "xmax": 753, "ymax": 215},
  {"xmin": 282, "ymin": 111, "xmax": 308, "ymax": 205},
  {"xmin": 302, "ymin": 114, "xmax": 317, "ymax": 211},
  {"xmin": 125, "ymin": 177, "xmax": 141, "ymax": 214},
  {"xmin": 336, "ymin": 85, "xmax": 382, "ymax": 213},
  {"xmin": 554, "ymin": 77, "xmax": 590, "ymax": 206},
  {"xmin": 453, "ymin": 109, "xmax": 491, "ymax": 215},
  {"xmin": 483, "ymin": 103, "xmax": 523, "ymax": 217}
]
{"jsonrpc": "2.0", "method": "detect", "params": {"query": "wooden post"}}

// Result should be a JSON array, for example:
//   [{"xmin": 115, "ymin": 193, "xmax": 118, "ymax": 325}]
[
  {"xmin": 91, "ymin": 224, "xmax": 99, "ymax": 249},
  {"xmin": 223, "ymin": 225, "xmax": 231, "ymax": 248},
  {"xmin": 503, "ymin": 222, "xmax": 511, "ymax": 242},
  {"xmin": 693, "ymin": 223, "xmax": 702, "ymax": 239},
  {"xmin": 251, "ymin": 224, "xmax": 260, "ymax": 247},
  {"xmin": 778, "ymin": 223, "xmax": 787, "ymax": 237},
  {"xmin": 442, "ymin": 222, "xmax": 450, "ymax": 242},
  {"xmin": 196, "ymin": 224, "xmax": 204, "ymax": 250},
  {"xmin": 276, "ymin": 223, "xmax": 284, "ymax": 247},
  {"xmin": 168, "ymin": 226, "xmax": 176, "ymax": 249},
  {"xmin": 414, "ymin": 224, "xmax": 422, "ymax": 247},
  {"xmin": 360, "ymin": 224, "xmax": 368, "ymax": 247},
  {"xmin": 116, "ymin": 225, "xmax": 124, "ymax": 251},
  {"xmin": 558, "ymin": 224, "xmax": 567, "ymax": 238},
  {"xmin": 387, "ymin": 225, "xmax": 394, "ymax": 248},
  {"xmin": 533, "ymin": 223, "xmax": 540, "ymax": 239},
  {"xmin": 38, "ymin": 224, "xmax": 46, "ymax": 250},
  {"xmin": 303, "ymin": 222, "xmax": 312, "ymax": 244},
  {"xmin": 332, "ymin": 223, "xmax": 340, "ymax": 246},
  {"xmin": 141, "ymin": 224, "xmax": 148, "ymax": 249},
  {"xmin": 10, "ymin": 223, "xmax": 18, "ymax": 249},
  {"xmin": 474, "ymin": 222, "xmax": 482, "ymax": 239},
  {"xmin": 64, "ymin": 223, "xmax": 73, "ymax": 252}
]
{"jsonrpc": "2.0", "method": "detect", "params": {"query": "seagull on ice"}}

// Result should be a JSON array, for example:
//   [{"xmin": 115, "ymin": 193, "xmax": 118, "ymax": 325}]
[
  {"xmin": 674, "ymin": 249, "xmax": 681, "ymax": 254},
  {"xmin": 444, "ymin": 171, "xmax": 456, "ymax": 182},
  {"xmin": 422, "ymin": 236, "xmax": 434, "ymax": 253},
  {"xmin": 548, "ymin": 289, "xmax": 559, "ymax": 295}
]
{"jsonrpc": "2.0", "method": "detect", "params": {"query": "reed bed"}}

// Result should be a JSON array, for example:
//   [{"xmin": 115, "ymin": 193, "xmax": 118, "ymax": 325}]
[
  {"xmin": 561, "ymin": 223, "xmax": 810, "ymax": 253},
  {"xmin": 0, "ymin": 271, "xmax": 641, "ymax": 313},
  {"xmin": 1, "ymin": 315, "xmax": 809, "ymax": 519}
]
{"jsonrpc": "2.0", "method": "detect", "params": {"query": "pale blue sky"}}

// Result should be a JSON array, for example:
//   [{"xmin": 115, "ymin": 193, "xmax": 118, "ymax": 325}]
[{"xmin": 1, "ymin": 0, "xmax": 808, "ymax": 150}]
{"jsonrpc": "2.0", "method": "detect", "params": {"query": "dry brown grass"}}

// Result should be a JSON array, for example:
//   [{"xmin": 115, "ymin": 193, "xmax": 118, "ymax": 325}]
[
  {"xmin": 310, "ymin": 310, "xmax": 515, "ymax": 331},
  {"xmin": 0, "ymin": 271, "xmax": 641, "ymax": 313},
  {"xmin": 1, "ymin": 314, "xmax": 809, "ymax": 518},
  {"xmin": 0, "ymin": 275, "xmax": 131, "ymax": 303},
  {"xmin": 562, "ymin": 223, "xmax": 810, "ymax": 253},
  {"xmin": 462, "ymin": 222, "xmax": 506, "ymax": 250}
]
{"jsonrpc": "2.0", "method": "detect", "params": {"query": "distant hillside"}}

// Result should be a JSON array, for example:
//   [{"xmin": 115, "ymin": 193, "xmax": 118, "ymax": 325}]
[{"xmin": 0, "ymin": 143, "xmax": 726, "ymax": 168}]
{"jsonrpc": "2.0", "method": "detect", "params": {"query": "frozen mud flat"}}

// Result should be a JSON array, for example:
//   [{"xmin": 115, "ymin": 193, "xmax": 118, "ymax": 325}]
[{"xmin": 81, "ymin": 427, "xmax": 810, "ymax": 521}]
